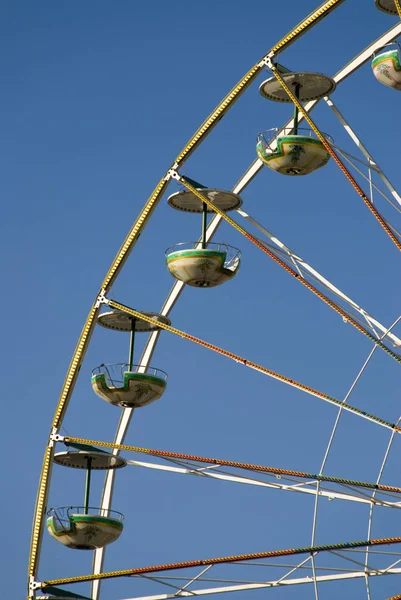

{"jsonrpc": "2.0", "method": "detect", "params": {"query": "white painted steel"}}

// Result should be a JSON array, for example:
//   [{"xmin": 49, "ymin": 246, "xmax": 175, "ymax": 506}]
[
  {"xmin": 125, "ymin": 459, "xmax": 401, "ymax": 507},
  {"xmin": 364, "ymin": 416, "xmax": 401, "ymax": 600},
  {"xmin": 119, "ymin": 567, "xmax": 401, "ymax": 600},
  {"xmin": 237, "ymin": 209, "xmax": 401, "ymax": 347},
  {"xmin": 308, "ymin": 319, "xmax": 401, "ymax": 599},
  {"xmin": 91, "ymin": 217, "xmax": 223, "ymax": 599},
  {"xmin": 325, "ymin": 97, "xmax": 401, "ymax": 209},
  {"xmin": 91, "ymin": 22, "xmax": 401, "ymax": 600},
  {"xmin": 333, "ymin": 146, "xmax": 401, "ymax": 216}
]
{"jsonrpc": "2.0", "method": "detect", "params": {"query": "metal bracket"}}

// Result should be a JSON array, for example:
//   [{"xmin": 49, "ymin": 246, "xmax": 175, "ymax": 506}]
[
  {"xmin": 50, "ymin": 432, "xmax": 65, "ymax": 444},
  {"xmin": 164, "ymin": 164, "xmax": 178, "ymax": 181},
  {"xmin": 258, "ymin": 56, "xmax": 271, "ymax": 68},
  {"xmin": 258, "ymin": 51, "xmax": 276, "ymax": 68},
  {"xmin": 167, "ymin": 168, "xmax": 181, "ymax": 182},
  {"xmin": 29, "ymin": 577, "xmax": 42, "ymax": 592},
  {"xmin": 265, "ymin": 56, "xmax": 275, "ymax": 70},
  {"xmin": 95, "ymin": 290, "xmax": 109, "ymax": 308}
]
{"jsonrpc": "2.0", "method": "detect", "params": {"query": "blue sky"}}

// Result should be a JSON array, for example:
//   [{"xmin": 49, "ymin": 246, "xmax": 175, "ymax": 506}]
[{"xmin": 2, "ymin": 1, "xmax": 401, "ymax": 599}]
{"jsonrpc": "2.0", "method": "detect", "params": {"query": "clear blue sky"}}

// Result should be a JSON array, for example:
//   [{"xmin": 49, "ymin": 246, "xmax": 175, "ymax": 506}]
[{"xmin": 2, "ymin": 1, "xmax": 401, "ymax": 598}]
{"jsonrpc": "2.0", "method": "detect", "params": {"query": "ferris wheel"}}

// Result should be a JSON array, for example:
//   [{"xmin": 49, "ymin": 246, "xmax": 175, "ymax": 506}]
[{"xmin": 28, "ymin": 1, "xmax": 401, "ymax": 599}]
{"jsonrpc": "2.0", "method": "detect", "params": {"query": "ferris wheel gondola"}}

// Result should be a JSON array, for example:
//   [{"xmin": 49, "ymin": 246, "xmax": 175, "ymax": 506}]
[
  {"xmin": 372, "ymin": 42, "xmax": 401, "ymax": 89},
  {"xmin": 92, "ymin": 310, "xmax": 170, "ymax": 408},
  {"xmin": 27, "ymin": 4, "xmax": 401, "ymax": 600},
  {"xmin": 47, "ymin": 446, "xmax": 126, "ymax": 550},
  {"xmin": 257, "ymin": 72, "xmax": 335, "ymax": 175},
  {"xmin": 166, "ymin": 181, "xmax": 242, "ymax": 287}
]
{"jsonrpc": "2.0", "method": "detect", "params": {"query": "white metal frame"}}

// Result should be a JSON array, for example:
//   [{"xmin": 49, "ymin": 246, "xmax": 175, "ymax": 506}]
[
  {"xmin": 117, "ymin": 566, "xmax": 401, "ymax": 600},
  {"xmin": 12, "ymin": 19, "xmax": 392, "ymax": 600},
  {"xmin": 123, "ymin": 458, "xmax": 401, "ymax": 508}
]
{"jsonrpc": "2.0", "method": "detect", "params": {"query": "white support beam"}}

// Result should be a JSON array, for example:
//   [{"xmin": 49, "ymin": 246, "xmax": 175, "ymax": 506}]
[
  {"xmin": 119, "ymin": 567, "xmax": 401, "ymax": 600},
  {"xmin": 325, "ymin": 97, "xmax": 401, "ymax": 209},
  {"xmin": 237, "ymin": 209, "xmax": 401, "ymax": 348},
  {"xmin": 126, "ymin": 459, "xmax": 401, "ymax": 508},
  {"xmin": 91, "ymin": 201, "xmax": 223, "ymax": 599},
  {"xmin": 91, "ymin": 21, "xmax": 401, "ymax": 600}
]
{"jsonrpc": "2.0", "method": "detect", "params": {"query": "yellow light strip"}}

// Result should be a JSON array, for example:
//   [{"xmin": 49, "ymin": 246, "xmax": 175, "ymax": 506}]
[
  {"xmin": 63, "ymin": 435, "xmax": 401, "ymax": 494},
  {"xmin": 175, "ymin": 0, "xmax": 345, "ymax": 165},
  {"xmin": 28, "ymin": 447, "xmax": 52, "ymax": 579},
  {"xmin": 27, "ymin": 1, "xmax": 346, "ymax": 591},
  {"xmin": 271, "ymin": 0, "xmax": 344, "ymax": 54},
  {"xmin": 40, "ymin": 535, "xmax": 401, "ymax": 587},
  {"xmin": 101, "ymin": 178, "xmax": 168, "ymax": 290},
  {"xmin": 107, "ymin": 299, "xmax": 401, "ymax": 432},
  {"xmin": 29, "ymin": 301, "xmax": 100, "ymax": 579}
]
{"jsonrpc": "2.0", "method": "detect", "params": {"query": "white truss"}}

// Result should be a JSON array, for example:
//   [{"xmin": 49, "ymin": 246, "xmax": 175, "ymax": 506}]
[{"xmin": 91, "ymin": 21, "xmax": 401, "ymax": 600}]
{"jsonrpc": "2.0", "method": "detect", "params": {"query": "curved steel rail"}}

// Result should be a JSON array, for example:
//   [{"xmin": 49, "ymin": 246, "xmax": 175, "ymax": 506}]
[
  {"xmin": 90, "ymin": 19, "xmax": 401, "ymax": 600},
  {"xmin": 33, "ymin": 1, "xmax": 396, "ymax": 597}
]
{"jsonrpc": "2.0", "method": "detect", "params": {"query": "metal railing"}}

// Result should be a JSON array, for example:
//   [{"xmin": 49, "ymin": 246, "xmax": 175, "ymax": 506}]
[
  {"xmin": 92, "ymin": 363, "xmax": 168, "ymax": 387},
  {"xmin": 257, "ymin": 127, "xmax": 334, "ymax": 152},
  {"xmin": 47, "ymin": 506, "xmax": 124, "ymax": 523},
  {"xmin": 372, "ymin": 41, "xmax": 401, "ymax": 58},
  {"xmin": 165, "ymin": 241, "xmax": 241, "ymax": 263}
]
